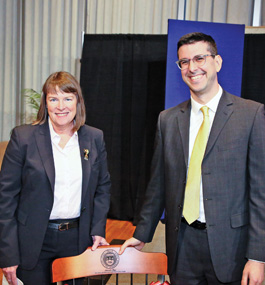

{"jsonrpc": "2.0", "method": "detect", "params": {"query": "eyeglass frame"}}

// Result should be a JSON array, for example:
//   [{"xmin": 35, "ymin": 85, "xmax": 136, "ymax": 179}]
[{"xmin": 176, "ymin": 54, "xmax": 216, "ymax": 70}]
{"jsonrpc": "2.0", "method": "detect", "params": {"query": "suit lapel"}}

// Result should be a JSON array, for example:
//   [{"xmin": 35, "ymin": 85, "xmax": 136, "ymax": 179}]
[
  {"xmin": 78, "ymin": 126, "xmax": 92, "ymax": 204},
  {"xmin": 34, "ymin": 122, "xmax": 55, "ymax": 191},
  {"xmin": 34, "ymin": 123, "xmax": 92, "ymax": 199},
  {"xmin": 177, "ymin": 100, "xmax": 191, "ymax": 167},
  {"xmin": 205, "ymin": 91, "xmax": 234, "ymax": 157}
]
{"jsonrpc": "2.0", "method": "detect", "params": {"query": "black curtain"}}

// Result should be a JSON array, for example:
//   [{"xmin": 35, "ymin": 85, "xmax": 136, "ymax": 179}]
[
  {"xmin": 80, "ymin": 33, "xmax": 265, "ymax": 222},
  {"xmin": 80, "ymin": 35, "xmax": 167, "ymax": 222},
  {"xmin": 241, "ymin": 34, "xmax": 265, "ymax": 103}
]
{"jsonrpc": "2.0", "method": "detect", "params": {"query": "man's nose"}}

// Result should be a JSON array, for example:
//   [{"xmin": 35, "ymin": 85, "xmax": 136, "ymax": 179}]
[{"xmin": 188, "ymin": 59, "xmax": 198, "ymax": 72}]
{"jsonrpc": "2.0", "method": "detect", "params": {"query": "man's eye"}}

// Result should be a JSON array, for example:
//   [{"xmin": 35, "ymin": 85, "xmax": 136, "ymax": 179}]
[
  {"xmin": 180, "ymin": 60, "xmax": 189, "ymax": 66},
  {"xmin": 195, "ymin": 56, "xmax": 205, "ymax": 63}
]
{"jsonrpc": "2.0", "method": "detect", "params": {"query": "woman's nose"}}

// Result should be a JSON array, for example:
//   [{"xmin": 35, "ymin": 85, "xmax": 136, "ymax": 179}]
[{"xmin": 57, "ymin": 100, "xmax": 65, "ymax": 110}]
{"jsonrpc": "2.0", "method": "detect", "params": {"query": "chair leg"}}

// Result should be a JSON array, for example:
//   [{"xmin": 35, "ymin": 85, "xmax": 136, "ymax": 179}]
[
  {"xmin": 116, "ymin": 274, "xmax": 119, "ymax": 285},
  {"xmin": 130, "ymin": 274, "xmax": 133, "ymax": 285},
  {"xmin": 157, "ymin": 274, "xmax": 165, "ymax": 282}
]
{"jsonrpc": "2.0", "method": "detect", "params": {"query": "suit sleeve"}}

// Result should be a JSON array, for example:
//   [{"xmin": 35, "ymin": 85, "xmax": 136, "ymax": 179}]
[
  {"xmin": 90, "ymin": 131, "xmax": 111, "ymax": 238},
  {"xmin": 133, "ymin": 113, "xmax": 165, "ymax": 243},
  {"xmin": 0, "ymin": 128, "xmax": 24, "ymax": 268},
  {"xmin": 246, "ymin": 104, "xmax": 265, "ymax": 262}
]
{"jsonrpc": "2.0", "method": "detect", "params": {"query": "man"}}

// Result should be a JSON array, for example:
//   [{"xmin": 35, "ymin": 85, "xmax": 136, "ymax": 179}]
[{"xmin": 119, "ymin": 33, "xmax": 265, "ymax": 284}]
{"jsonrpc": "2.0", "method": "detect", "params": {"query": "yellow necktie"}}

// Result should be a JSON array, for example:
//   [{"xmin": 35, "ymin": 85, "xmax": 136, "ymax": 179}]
[{"xmin": 183, "ymin": 106, "xmax": 210, "ymax": 224}]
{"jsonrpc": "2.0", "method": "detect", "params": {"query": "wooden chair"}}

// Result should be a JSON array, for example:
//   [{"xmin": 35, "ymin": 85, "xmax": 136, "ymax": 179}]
[
  {"xmin": 0, "ymin": 141, "xmax": 8, "ymax": 170},
  {"xmin": 52, "ymin": 245, "xmax": 168, "ymax": 285},
  {"xmin": 0, "ymin": 269, "xmax": 3, "ymax": 284}
]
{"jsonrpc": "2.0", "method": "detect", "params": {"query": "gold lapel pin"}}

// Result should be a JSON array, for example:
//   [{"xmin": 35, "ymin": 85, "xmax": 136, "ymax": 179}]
[{"xmin": 84, "ymin": 149, "xmax": 89, "ymax": 160}]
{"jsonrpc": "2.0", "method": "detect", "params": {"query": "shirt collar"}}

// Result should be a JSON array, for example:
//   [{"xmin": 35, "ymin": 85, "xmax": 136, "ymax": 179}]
[
  {"xmin": 191, "ymin": 85, "xmax": 223, "ymax": 115},
  {"xmin": 48, "ymin": 117, "xmax": 78, "ymax": 142}
]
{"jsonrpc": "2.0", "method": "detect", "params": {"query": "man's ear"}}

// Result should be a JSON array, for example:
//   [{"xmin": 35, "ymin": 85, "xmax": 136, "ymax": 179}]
[{"xmin": 215, "ymin": 55, "xmax": 223, "ymax": 72}]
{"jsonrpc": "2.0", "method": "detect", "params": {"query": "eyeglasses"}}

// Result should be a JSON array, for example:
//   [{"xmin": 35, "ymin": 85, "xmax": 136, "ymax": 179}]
[{"xmin": 176, "ymin": 54, "xmax": 216, "ymax": 70}]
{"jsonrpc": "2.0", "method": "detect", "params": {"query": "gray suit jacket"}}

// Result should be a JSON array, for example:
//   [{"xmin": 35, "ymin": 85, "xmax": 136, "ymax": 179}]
[
  {"xmin": 134, "ymin": 91, "xmax": 265, "ymax": 283},
  {"xmin": 0, "ymin": 122, "xmax": 111, "ymax": 270}
]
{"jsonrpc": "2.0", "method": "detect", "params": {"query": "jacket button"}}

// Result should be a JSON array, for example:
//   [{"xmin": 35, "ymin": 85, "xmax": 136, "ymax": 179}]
[
  {"xmin": 178, "ymin": 204, "xmax": 183, "ymax": 209},
  {"xmin": 175, "ymin": 226, "xmax": 179, "ymax": 231},
  {"xmin": 81, "ymin": 207, "xmax": 86, "ymax": 212}
]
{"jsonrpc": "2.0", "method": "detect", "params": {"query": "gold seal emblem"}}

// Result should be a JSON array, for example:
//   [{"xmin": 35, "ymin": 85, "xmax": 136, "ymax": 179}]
[{"xmin": 100, "ymin": 249, "xmax": 120, "ymax": 269}]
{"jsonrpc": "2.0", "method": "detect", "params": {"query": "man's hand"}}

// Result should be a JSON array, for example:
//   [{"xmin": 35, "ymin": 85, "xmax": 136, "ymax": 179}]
[
  {"xmin": 91, "ymin": 235, "xmax": 109, "ymax": 251},
  {"xmin": 119, "ymin": 237, "xmax": 145, "ymax": 254},
  {"xmin": 2, "ymin": 265, "xmax": 18, "ymax": 285},
  {"xmin": 241, "ymin": 260, "xmax": 265, "ymax": 285}
]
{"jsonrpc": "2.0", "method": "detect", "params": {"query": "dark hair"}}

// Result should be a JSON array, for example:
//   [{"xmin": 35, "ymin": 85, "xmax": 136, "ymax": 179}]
[
  {"xmin": 33, "ymin": 71, "xmax": 86, "ymax": 132},
  {"xmin": 177, "ymin": 32, "xmax": 218, "ymax": 56}
]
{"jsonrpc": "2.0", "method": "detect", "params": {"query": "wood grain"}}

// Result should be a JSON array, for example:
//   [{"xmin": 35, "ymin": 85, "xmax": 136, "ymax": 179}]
[{"xmin": 105, "ymin": 219, "xmax": 136, "ymax": 243}]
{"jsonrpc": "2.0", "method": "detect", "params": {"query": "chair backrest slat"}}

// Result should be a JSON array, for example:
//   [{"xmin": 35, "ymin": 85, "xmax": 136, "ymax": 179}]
[{"xmin": 52, "ymin": 245, "xmax": 168, "ymax": 283}]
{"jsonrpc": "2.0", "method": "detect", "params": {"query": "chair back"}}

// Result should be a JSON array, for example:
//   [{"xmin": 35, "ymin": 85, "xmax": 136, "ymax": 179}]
[{"xmin": 52, "ymin": 245, "xmax": 167, "ymax": 283}]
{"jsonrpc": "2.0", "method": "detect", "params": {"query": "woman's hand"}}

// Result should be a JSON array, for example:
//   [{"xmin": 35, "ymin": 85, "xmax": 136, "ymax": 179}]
[
  {"xmin": 91, "ymin": 235, "xmax": 109, "ymax": 251},
  {"xmin": 2, "ymin": 265, "xmax": 18, "ymax": 285}
]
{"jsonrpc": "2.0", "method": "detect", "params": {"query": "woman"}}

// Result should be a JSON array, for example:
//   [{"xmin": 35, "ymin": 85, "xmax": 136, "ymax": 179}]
[{"xmin": 0, "ymin": 71, "xmax": 111, "ymax": 284}]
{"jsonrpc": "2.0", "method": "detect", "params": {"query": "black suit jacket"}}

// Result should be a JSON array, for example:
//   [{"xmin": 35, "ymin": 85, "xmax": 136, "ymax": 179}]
[
  {"xmin": 133, "ymin": 91, "xmax": 265, "ymax": 283},
  {"xmin": 0, "ymin": 122, "xmax": 111, "ymax": 270}
]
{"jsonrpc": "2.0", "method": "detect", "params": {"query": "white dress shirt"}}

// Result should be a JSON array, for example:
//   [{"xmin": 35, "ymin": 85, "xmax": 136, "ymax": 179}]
[
  {"xmin": 188, "ymin": 86, "xmax": 222, "ymax": 222},
  {"xmin": 49, "ymin": 119, "xmax": 82, "ymax": 220}
]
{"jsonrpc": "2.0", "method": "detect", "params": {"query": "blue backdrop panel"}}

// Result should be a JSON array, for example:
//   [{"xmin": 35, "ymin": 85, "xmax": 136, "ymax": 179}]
[{"xmin": 165, "ymin": 20, "xmax": 245, "ymax": 109}]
